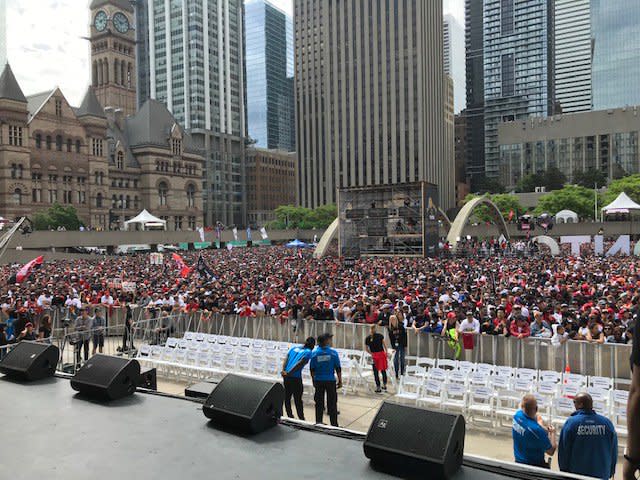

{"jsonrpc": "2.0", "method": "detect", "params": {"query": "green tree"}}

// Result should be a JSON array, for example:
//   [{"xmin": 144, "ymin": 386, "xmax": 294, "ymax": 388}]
[
  {"xmin": 269, "ymin": 204, "xmax": 337, "ymax": 229},
  {"xmin": 533, "ymin": 185, "xmax": 598, "ymax": 219},
  {"xmin": 464, "ymin": 194, "xmax": 523, "ymax": 223},
  {"xmin": 573, "ymin": 168, "xmax": 607, "ymax": 189},
  {"xmin": 33, "ymin": 203, "xmax": 84, "ymax": 231},
  {"xmin": 602, "ymin": 174, "xmax": 640, "ymax": 206},
  {"xmin": 516, "ymin": 173, "xmax": 544, "ymax": 193},
  {"xmin": 470, "ymin": 175, "xmax": 505, "ymax": 194},
  {"xmin": 543, "ymin": 167, "xmax": 567, "ymax": 191}
]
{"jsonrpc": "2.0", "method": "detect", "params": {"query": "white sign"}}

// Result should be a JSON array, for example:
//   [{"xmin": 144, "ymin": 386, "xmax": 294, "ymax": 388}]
[
  {"xmin": 150, "ymin": 253, "xmax": 164, "ymax": 265},
  {"xmin": 122, "ymin": 281, "xmax": 137, "ymax": 292},
  {"xmin": 537, "ymin": 235, "xmax": 635, "ymax": 257}
]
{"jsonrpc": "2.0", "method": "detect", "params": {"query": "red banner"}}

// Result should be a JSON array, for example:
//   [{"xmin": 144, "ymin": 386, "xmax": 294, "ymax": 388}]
[
  {"xmin": 171, "ymin": 253, "xmax": 192, "ymax": 278},
  {"xmin": 15, "ymin": 256, "xmax": 44, "ymax": 283}
]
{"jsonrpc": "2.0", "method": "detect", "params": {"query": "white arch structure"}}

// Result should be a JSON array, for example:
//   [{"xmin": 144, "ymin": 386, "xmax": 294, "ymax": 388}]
[
  {"xmin": 533, "ymin": 235, "xmax": 561, "ymax": 256},
  {"xmin": 446, "ymin": 196, "xmax": 510, "ymax": 251},
  {"xmin": 314, "ymin": 218, "xmax": 339, "ymax": 258}
]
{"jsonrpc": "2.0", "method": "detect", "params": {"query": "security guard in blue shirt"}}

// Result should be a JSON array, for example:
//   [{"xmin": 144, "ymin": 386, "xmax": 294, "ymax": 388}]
[
  {"xmin": 281, "ymin": 337, "xmax": 315, "ymax": 420},
  {"xmin": 512, "ymin": 394, "xmax": 557, "ymax": 468},
  {"xmin": 559, "ymin": 393, "xmax": 618, "ymax": 480},
  {"xmin": 310, "ymin": 333, "xmax": 342, "ymax": 426}
]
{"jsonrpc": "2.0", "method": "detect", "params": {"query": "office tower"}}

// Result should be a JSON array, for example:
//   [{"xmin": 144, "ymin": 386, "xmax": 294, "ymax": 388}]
[
  {"xmin": 464, "ymin": 0, "xmax": 485, "ymax": 182},
  {"xmin": 245, "ymin": 0, "xmax": 295, "ymax": 152},
  {"xmin": 554, "ymin": 0, "xmax": 591, "ymax": 113},
  {"xmin": 483, "ymin": 0, "xmax": 554, "ymax": 178},
  {"xmin": 443, "ymin": 14, "xmax": 465, "ymax": 114},
  {"xmin": 135, "ymin": 0, "xmax": 246, "ymax": 226},
  {"xmin": 0, "ymin": 0, "xmax": 6, "ymax": 67},
  {"xmin": 592, "ymin": 0, "xmax": 640, "ymax": 110},
  {"xmin": 295, "ymin": 1, "xmax": 454, "ymax": 210}
]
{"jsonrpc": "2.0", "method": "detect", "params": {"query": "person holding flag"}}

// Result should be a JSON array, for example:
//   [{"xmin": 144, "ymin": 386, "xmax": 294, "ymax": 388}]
[{"xmin": 171, "ymin": 253, "xmax": 192, "ymax": 278}]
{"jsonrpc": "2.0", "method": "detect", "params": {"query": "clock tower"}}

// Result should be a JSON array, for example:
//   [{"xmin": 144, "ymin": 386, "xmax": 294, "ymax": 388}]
[{"xmin": 89, "ymin": 0, "xmax": 137, "ymax": 117}]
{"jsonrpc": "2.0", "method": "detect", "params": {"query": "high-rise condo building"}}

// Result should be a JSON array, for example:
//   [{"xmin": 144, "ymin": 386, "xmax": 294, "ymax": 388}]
[{"xmin": 443, "ymin": 14, "xmax": 465, "ymax": 114}]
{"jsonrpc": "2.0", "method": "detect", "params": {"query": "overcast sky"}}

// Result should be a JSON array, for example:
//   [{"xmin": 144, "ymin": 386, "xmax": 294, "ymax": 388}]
[{"xmin": 5, "ymin": 0, "xmax": 464, "ymax": 106}]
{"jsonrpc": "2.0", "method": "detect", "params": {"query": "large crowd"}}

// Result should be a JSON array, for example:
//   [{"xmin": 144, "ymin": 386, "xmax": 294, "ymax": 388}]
[{"xmin": 0, "ymin": 245, "xmax": 636, "ymax": 350}]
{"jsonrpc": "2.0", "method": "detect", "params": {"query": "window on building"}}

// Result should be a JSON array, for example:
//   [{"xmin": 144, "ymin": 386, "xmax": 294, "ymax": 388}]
[
  {"xmin": 76, "ymin": 140, "xmax": 81, "ymax": 153},
  {"xmin": 134, "ymin": 196, "xmax": 139, "ymax": 209},
  {"xmin": 174, "ymin": 216, "xmax": 183, "ymax": 231},
  {"xmin": 10, "ymin": 164, "xmax": 16, "ymax": 179},
  {"xmin": 13, "ymin": 188, "xmax": 21, "ymax": 205},
  {"xmin": 35, "ymin": 134, "xmax": 42, "ymax": 149},
  {"xmin": 171, "ymin": 138, "xmax": 182, "ymax": 156},
  {"xmin": 188, "ymin": 216, "xmax": 196, "ymax": 230},
  {"xmin": 67, "ymin": 138, "xmax": 72, "ymax": 152},
  {"xmin": 186, "ymin": 184, "xmax": 196, "ymax": 208},
  {"xmin": 32, "ymin": 188, "xmax": 42, "ymax": 203},
  {"xmin": 96, "ymin": 193, "xmax": 103, "ymax": 208},
  {"xmin": 56, "ymin": 135, "xmax": 63, "ymax": 151},
  {"xmin": 501, "ymin": 53, "xmax": 515, "ymax": 97},
  {"xmin": 158, "ymin": 181, "xmax": 168, "ymax": 206},
  {"xmin": 91, "ymin": 138, "xmax": 103, "ymax": 157},
  {"xmin": 46, "ymin": 136, "xmax": 52, "ymax": 150},
  {"xmin": 117, "ymin": 151, "xmax": 124, "ymax": 169},
  {"xmin": 55, "ymin": 98, "xmax": 63, "ymax": 117},
  {"xmin": 9, "ymin": 126, "xmax": 23, "ymax": 146},
  {"xmin": 500, "ymin": 0, "xmax": 514, "ymax": 36}
]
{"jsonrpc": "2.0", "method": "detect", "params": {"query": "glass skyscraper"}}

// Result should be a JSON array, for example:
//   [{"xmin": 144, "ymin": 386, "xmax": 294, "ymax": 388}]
[
  {"xmin": 592, "ymin": 0, "xmax": 640, "ymax": 110},
  {"xmin": 245, "ymin": 0, "xmax": 295, "ymax": 152},
  {"xmin": 135, "ymin": 0, "xmax": 247, "ymax": 226},
  {"xmin": 483, "ymin": 0, "xmax": 554, "ymax": 177}
]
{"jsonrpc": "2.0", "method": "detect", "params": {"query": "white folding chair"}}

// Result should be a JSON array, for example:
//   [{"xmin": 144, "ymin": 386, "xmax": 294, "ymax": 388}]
[
  {"xmin": 195, "ymin": 332, "xmax": 205, "ymax": 343},
  {"xmin": 559, "ymin": 384, "xmax": 580, "ymax": 399},
  {"xmin": 589, "ymin": 376, "xmax": 614, "ymax": 391},
  {"xmin": 428, "ymin": 367, "xmax": 448, "ymax": 383},
  {"xmin": 613, "ymin": 390, "xmax": 629, "ymax": 437},
  {"xmin": 476, "ymin": 363, "xmax": 495, "ymax": 376},
  {"xmin": 551, "ymin": 397, "xmax": 575, "ymax": 428},
  {"xmin": 442, "ymin": 383, "xmax": 467, "ymax": 414},
  {"xmin": 533, "ymin": 393, "xmax": 552, "ymax": 420},
  {"xmin": 468, "ymin": 372, "xmax": 490, "ymax": 387},
  {"xmin": 537, "ymin": 381, "xmax": 559, "ymax": 398},
  {"xmin": 250, "ymin": 353, "xmax": 267, "ymax": 376},
  {"xmin": 406, "ymin": 365, "xmax": 427, "ymax": 378},
  {"xmin": 417, "ymin": 379, "xmax": 444, "ymax": 410},
  {"xmin": 395, "ymin": 375, "xmax": 423, "ymax": 404},
  {"xmin": 197, "ymin": 351, "xmax": 212, "ymax": 370},
  {"xmin": 416, "ymin": 357, "xmax": 437, "ymax": 374},
  {"xmin": 495, "ymin": 390, "xmax": 522, "ymax": 428},
  {"xmin": 467, "ymin": 386, "xmax": 495, "ymax": 429},
  {"xmin": 496, "ymin": 366, "xmax": 515, "ymax": 379},
  {"xmin": 183, "ymin": 332, "xmax": 196, "ymax": 342},
  {"xmin": 563, "ymin": 373, "xmax": 587, "ymax": 388},
  {"xmin": 447, "ymin": 370, "xmax": 468, "ymax": 387},
  {"xmin": 165, "ymin": 337, "xmax": 179, "ymax": 349},
  {"xmin": 513, "ymin": 378, "xmax": 532, "ymax": 393},
  {"xmin": 457, "ymin": 361, "xmax": 475, "ymax": 375},
  {"xmin": 586, "ymin": 387, "xmax": 610, "ymax": 406},
  {"xmin": 236, "ymin": 352, "xmax": 251, "ymax": 374},
  {"xmin": 539, "ymin": 370, "xmax": 562, "ymax": 384},
  {"xmin": 515, "ymin": 368, "xmax": 538, "ymax": 383},
  {"xmin": 137, "ymin": 344, "xmax": 151, "ymax": 358},
  {"xmin": 222, "ymin": 354, "xmax": 236, "ymax": 371},
  {"xmin": 437, "ymin": 359, "xmax": 458, "ymax": 371},
  {"xmin": 490, "ymin": 375, "xmax": 511, "ymax": 390}
]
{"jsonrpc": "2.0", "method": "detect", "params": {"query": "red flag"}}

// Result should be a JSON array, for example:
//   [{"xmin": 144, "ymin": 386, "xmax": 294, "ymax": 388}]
[
  {"xmin": 171, "ymin": 253, "xmax": 192, "ymax": 278},
  {"xmin": 14, "ymin": 256, "xmax": 44, "ymax": 283},
  {"xmin": 508, "ymin": 209, "xmax": 515, "ymax": 222}
]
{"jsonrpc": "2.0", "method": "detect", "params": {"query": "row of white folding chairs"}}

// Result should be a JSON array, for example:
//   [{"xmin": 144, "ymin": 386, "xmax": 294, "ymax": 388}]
[
  {"xmin": 396, "ymin": 376, "xmax": 629, "ymax": 435},
  {"xmin": 175, "ymin": 334, "xmax": 293, "ymax": 353},
  {"xmin": 412, "ymin": 357, "xmax": 613, "ymax": 391}
]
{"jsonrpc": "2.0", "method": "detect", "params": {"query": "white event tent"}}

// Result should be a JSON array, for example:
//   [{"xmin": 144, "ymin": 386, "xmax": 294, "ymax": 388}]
[{"xmin": 124, "ymin": 209, "xmax": 167, "ymax": 231}]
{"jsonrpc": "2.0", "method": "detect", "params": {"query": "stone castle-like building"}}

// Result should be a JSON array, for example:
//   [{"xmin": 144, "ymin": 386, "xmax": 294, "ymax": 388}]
[{"xmin": 0, "ymin": 0, "xmax": 204, "ymax": 229}]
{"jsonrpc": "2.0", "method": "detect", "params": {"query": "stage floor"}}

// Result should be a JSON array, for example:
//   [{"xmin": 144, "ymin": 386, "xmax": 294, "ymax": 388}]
[{"xmin": 2, "ymin": 376, "xmax": 532, "ymax": 480}]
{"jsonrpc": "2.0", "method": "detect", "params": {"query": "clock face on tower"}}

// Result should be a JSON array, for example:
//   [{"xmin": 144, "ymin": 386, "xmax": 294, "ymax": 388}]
[
  {"xmin": 112, "ymin": 12, "xmax": 130, "ymax": 33},
  {"xmin": 94, "ymin": 10, "xmax": 108, "ymax": 32}
]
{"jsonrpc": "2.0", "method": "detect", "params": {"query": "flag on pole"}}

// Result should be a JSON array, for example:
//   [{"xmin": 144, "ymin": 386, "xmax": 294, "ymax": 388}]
[
  {"xmin": 232, "ymin": 227, "xmax": 238, "ymax": 241},
  {"xmin": 171, "ymin": 253, "xmax": 192, "ymax": 278},
  {"xmin": 10, "ymin": 255, "xmax": 44, "ymax": 284},
  {"xmin": 508, "ymin": 209, "xmax": 515, "ymax": 222},
  {"xmin": 197, "ymin": 227, "xmax": 205, "ymax": 242},
  {"xmin": 259, "ymin": 227, "xmax": 268, "ymax": 240},
  {"xmin": 196, "ymin": 254, "xmax": 215, "ymax": 280},
  {"xmin": 246, "ymin": 227, "xmax": 252, "ymax": 241}
]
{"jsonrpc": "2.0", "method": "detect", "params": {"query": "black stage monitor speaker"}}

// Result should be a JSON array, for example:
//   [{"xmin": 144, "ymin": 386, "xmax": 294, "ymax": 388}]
[
  {"xmin": 0, "ymin": 341, "xmax": 59, "ymax": 381},
  {"xmin": 70, "ymin": 354, "xmax": 140, "ymax": 401},
  {"xmin": 364, "ymin": 402, "xmax": 465, "ymax": 480},
  {"xmin": 139, "ymin": 367, "xmax": 157, "ymax": 390},
  {"xmin": 203, "ymin": 374, "xmax": 284, "ymax": 434}
]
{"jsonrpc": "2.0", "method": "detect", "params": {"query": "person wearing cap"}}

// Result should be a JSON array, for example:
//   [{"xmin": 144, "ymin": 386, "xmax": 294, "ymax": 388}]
[
  {"xmin": 442, "ymin": 311, "xmax": 461, "ymax": 359},
  {"xmin": 16, "ymin": 321, "xmax": 36, "ymax": 341},
  {"xmin": 459, "ymin": 311, "xmax": 480, "ymax": 335},
  {"xmin": 310, "ymin": 333, "xmax": 342, "ymax": 426},
  {"xmin": 281, "ymin": 337, "xmax": 316, "ymax": 420}
]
